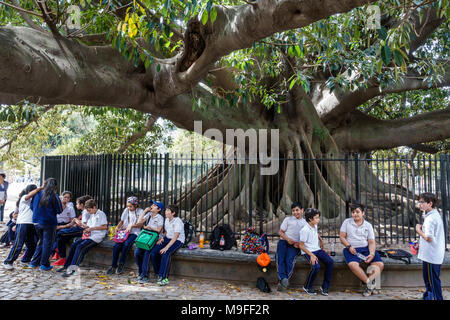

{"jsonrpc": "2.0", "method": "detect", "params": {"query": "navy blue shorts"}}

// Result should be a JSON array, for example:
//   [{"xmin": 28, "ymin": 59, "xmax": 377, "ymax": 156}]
[{"xmin": 343, "ymin": 246, "xmax": 383, "ymax": 264}]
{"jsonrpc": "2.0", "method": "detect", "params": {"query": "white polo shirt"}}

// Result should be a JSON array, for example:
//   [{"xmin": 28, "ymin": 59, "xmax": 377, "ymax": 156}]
[
  {"xmin": 17, "ymin": 195, "xmax": 34, "ymax": 224},
  {"xmin": 299, "ymin": 223, "xmax": 321, "ymax": 254},
  {"xmin": 418, "ymin": 209, "xmax": 445, "ymax": 265},
  {"xmin": 120, "ymin": 207, "xmax": 144, "ymax": 236},
  {"xmin": 280, "ymin": 216, "xmax": 307, "ymax": 243},
  {"xmin": 57, "ymin": 202, "xmax": 76, "ymax": 224},
  {"xmin": 340, "ymin": 218, "xmax": 375, "ymax": 248},
  {"xmin": 81, "ymin": 209, "xmax": 90, "ymax": 224},
  {"xmin": 85, "ymin": 209, "xmax": 108, "ymax": 243},
  {"xmin": 144, "ymin": 213, "xmax": 164, "ymax": 232},
  {"xmin": 164, "ymin": 217, "xmax": 185, "ymax": 243}
]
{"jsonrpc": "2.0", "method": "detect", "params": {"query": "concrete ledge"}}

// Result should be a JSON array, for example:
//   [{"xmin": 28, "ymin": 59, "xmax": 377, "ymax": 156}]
[{"xmin": 80, "ymin": 240, "xmax": 450, "ymax": 289}]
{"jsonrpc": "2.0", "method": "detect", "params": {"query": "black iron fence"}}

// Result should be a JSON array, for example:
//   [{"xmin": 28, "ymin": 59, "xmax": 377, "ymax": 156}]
[{"xmin": 41, "ymin": 154, "xmax": 450, "ymax": 245}]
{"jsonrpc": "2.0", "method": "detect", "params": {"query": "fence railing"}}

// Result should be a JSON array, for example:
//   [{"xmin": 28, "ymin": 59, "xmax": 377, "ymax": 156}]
[{"xmin": 41, "ymin": 153, "xmax": 450, "ymax": 245}]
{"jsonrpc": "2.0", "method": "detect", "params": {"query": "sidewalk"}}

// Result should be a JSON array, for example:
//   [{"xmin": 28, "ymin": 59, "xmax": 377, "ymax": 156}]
[{"xmin": 0, "ymin": 246, "xmax": 448, "ymax": 300}]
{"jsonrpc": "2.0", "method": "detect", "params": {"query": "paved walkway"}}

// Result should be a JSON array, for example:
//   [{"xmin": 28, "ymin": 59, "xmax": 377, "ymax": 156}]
[{"xmin": 0, "ymin": 246, "xmax": 448, "ymax": 300}]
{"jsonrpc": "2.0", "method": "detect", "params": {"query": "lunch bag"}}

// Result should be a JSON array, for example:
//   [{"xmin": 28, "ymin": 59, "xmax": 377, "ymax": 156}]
[{"xmin": 135, "ymin": 229, "xmax": 159, "ymax": 251}]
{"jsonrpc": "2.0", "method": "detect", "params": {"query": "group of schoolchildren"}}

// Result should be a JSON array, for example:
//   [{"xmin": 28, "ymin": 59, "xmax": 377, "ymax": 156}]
[
  {"xmin": 276, "ymin": 193, "xmax": 446, "ymax": 300},
  {"xmin": 1, "ymin": 178, "xmax": 185, "ymax": 286},
  {"xmin": 0, "ymin": 177, "xmax": 446, "ymax": 300}
]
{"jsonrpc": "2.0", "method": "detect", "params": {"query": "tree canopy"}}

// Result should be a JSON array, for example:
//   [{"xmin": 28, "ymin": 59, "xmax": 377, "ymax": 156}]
[{"xmin": 0, "ymin": 0, "xmax": 449, "ymax": 159}]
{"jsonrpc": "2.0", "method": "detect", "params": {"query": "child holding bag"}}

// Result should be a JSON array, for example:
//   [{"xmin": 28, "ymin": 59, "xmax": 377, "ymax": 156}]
[{"xmin": 106, "ymin": 196, "xmax": 144, "ymax": 275}]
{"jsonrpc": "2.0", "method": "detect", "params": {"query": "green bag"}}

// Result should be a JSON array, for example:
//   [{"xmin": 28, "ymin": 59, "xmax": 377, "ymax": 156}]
[{"xmin": 135, "ymin": 229, "xmax": 159, "ymax": 251}]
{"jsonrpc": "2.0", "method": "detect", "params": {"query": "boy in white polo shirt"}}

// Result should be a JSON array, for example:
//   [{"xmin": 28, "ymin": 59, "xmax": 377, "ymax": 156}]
[
  {"xmin": 299, "ymin": 208, "xmax": 334, "ymax": 296},
  {"xmin": 415, "ymin": 192, "xmax": 445, "ymax": 300},
  {"xmin": 275, "ymin": 201, "xmax": 307, "ymax": 291},
  {"xmin": 339, "ymin": 203, "xmax": 384, "ymax": 297},
  {"xmin": 59, "ymin": 199, "xmax": 108, "ymax": 277}
]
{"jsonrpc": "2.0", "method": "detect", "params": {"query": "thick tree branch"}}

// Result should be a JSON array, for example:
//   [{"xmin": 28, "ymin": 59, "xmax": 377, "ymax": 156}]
[{"xmin": 332, "ymin": 108, "xmax": 450, "ymax": 152}]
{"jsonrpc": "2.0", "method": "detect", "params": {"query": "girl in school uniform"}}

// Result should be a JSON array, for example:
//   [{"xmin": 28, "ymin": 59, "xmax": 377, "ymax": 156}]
[
  {"xmin": 29, "ymin": 178, "xmax": 63, "ymax": 271},
  {"xmin": 3, "ymin": 185, "xmax": 39, "ymax": 268},
  {"xmin": 58, "ymin": 199, "xmax": 108, "ymax": 277},
  {"xmin": 51, "ymin": 191, "xmax": 76, "ymax": 261},
  {"xmin": 150, "ymin": 204, "xmax": 185, "ymax": 286},
  {"xmin": 106, "ymin": 196, "xmax": 144, "ymax": 275},
  {"xmin": 134, "ymin": 200, "xmax": 164, "ymax": 283}
]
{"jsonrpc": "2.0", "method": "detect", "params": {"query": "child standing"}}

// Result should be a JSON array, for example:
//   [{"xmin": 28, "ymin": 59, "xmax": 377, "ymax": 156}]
[
  {"xmin": 134, "ymin": 200, "xmax": 164, "ymax": 283},
  {"xmin": 299, "ymin": 208, "xmax": 334, "ymax": 296},
  {"xmin": 275, "ymin": 201, "xmax": 306, "ymax": 291},
  {"xmin": 3, "ymin": 185, "xmax": 38, "ymax": 268},
  {"xmin": 58, "ymin": 199, "xmax": 108, "ymax": 277},
  {"xmin": 150, "ymin": 204, "xmax": 184, "ymax": 286},
  {"xmin": 416, "ymin": 192, "xmax": 445, "ymax": 300},
  {"xmin": 106, "ymin": 196, "xmax": 145, "ymax": 275}
]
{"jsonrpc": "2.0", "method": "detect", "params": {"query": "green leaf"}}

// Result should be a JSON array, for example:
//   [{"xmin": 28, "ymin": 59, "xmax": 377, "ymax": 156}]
[
  {"xmin": 381, "ymin": 45, "xmax": 391, "ymax": 65},
  {"xmin": 393, "ymin": 49, "xmax": 403, "ymax": 66},
  {"xmin": 156, "ymin": 64, "xmax": 161, "ymax": 72},
  {"xmin": 210, "ymin": 7, "xmax": 217, "ymax": 23},
  {"xmin": 201, "ymin": 10, "xmax": 208, "ymax": 25}
]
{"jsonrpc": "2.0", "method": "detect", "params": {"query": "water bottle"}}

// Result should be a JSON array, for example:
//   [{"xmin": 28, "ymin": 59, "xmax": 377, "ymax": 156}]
[
  {"xmin": 330, "ymin": 241, "xmax": 336, "ymax": 256},
  {"xmin": 199, "ymin": 232, "xmax": 204, "ymax": 248},
  {"xmin": 219, "ymin": 235, "xmax": 225, "ymax": 251}
]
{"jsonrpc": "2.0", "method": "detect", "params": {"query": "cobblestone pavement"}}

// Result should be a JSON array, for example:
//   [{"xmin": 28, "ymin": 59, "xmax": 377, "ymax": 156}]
[{"xmin": 0, "ymin": 246, "xmax": 448, "ymax": 300}]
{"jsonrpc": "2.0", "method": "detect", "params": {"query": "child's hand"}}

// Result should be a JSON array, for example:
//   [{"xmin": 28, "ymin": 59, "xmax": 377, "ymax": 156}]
[
  {"xmin": 160, "ymin": 246, "xmax": 169, "ymax": 254},
  {"xmin": 415, "ymin": 224, "xmax": 422, "ymax": 233},
  {"xmin": 309, "ymin": 254, "xmax": 318, "ymax": 265},
  {"xmin": 349, "ymin": 246, "xmax": 357, "ymax": 255},
  {"xmin": 365, "ymin": 254, "xmax": 374, "ymax": 264},
  {"xmin": 157, "ymin": 238, "xmax": 163, "ymax": 245}
]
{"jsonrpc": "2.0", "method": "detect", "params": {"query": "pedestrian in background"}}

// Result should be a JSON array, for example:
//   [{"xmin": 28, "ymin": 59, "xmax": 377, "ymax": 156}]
[{"xmin": 0, "ymin": 173, "xmax": 9, "ymax": 223}]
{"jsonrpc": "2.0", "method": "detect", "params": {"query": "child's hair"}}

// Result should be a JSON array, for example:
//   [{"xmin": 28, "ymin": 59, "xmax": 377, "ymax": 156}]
[
  {"xmin": 85, "ymin": 199, "xmax": 97, "ymax": 209},
  {"xmin": 167, "ymin": 204, "xmax": 178, "ymax": 216},
  {"xmin": 39, "ymin": 178, "xmax": 58, "ymax": 208},
  {"xmin": 419, "ymin": 192, "xmax": 437, "ymax": 208},
  {"xmin": 16, "ymin": 184, "xmax": 37, "ymax": 208},
  {"xmin": 0, "ymin": 173, "xmax": 6, "ymax": 179},
  {"xmin": 350, "ymin": 203, "xmax": 365, "ymax": 212},
  {"xmin": 76, "ymin": 195, "xmax": 92, "ymax": 206},
  {"xmin": 291, "ymin": 201, "xmax": 303, "ymax": 210},
  {"xmin": 304, "ymin": 208, "xmax": 320, "ymax": 222},
  {"xmin": 62, "ymin": 191, "xmax": 73, "ymax": 200}
]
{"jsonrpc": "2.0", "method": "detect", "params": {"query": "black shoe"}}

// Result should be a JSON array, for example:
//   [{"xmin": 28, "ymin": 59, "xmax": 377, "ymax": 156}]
[
  {"xmin": 303, "ymin": 287, "xmax": 317, "ymax": 295},
  {"xmin": 106, "ymin": 266, "xmax": 116, "ymax": 275},
  {"xmin": 62, "ymin": 270, "xmax": 76, "ymax": 278},
  {"xmin": 320, "ymin": 286, "xmax": 329, "ymax": 296},
  {"xmin": 116, "ymin": 264, "xmax": 124, "ymax": 275},
  {"xmin": 139, "ymin": 276, "xmax": 149, "ymax": 284}
]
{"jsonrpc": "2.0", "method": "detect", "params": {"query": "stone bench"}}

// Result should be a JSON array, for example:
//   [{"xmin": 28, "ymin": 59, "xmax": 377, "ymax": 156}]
[{"xmin": 81, "ymin": 240, "xmax": 450, "ymax": 289}]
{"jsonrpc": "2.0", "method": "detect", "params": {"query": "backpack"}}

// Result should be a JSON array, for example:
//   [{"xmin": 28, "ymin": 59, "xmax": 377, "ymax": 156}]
[
  {"xmin": 241, "ymin": 227, "xmax": 269, "ymax": 254},
  {"xmin": 183, "ymin": 220, "xmax": 195, "ymax": 247},
  {"xmin": 377, "ymin": 249, "xmax": 412, "ymax": 264},
  {"xmin": 209, "ymin": 224, "xmax": 237, "ymax": 250},
  {"xmin": 256, "ymin": 277, "xmax": 271, "ymax": 293}
]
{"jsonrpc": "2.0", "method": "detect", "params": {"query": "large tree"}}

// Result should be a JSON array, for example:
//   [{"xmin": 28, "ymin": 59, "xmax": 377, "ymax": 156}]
[{"xmin": 0, "ymin": 0, "xmax": 449, "ymax": 234}]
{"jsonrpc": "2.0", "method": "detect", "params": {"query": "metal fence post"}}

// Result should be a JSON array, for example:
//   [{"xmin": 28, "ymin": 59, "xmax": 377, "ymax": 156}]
[
  {"xmin": 354, "ymin": 153, "xmax": 360, "ymax": 203},
  {"xmin": 440, "ymin": 154, "xmax": 449, "ymax": 250},
  {"xmin": 164, "ymin": 153, "xmax": 169, "ymax": 206},
  {"xmin": 345, "ymin": 153, "xmax": 350, "ymax": 218}
]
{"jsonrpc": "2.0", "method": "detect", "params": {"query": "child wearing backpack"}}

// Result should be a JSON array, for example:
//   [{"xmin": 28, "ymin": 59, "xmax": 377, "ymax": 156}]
[
  {"xmin": 299, "ymin": 208, "xmax": 334, "ymax": 296},
  {"xmin": 106, "ymin": 196, "xmax": 145, "ymax": 275},
  {"xmin": 134, "ymin": 200, "xmax": 164, "ymax": 283},
  {"xmin": 150, "ymin": 204, "xmax": 185, "ymax": 286},
  {"xmin": 415, "ymin": 192, "xmax": 445, "ymax": 300},
  {"xmin": 275, "ymin": 201, "xmax": 306, "ymax": 291}
]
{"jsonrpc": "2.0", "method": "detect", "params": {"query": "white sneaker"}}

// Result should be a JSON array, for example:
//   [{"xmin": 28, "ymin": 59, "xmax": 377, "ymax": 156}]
[{"xmin": 3, "ymin": 263, "xmax": 13, "ymax": 270}]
